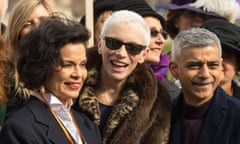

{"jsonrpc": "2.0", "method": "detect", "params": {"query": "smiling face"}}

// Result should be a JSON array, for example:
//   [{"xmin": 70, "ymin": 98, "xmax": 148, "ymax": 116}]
[
  {"xmin": 98, "ymin": 23, "xmax": 146, "ymax": 82},
  {"xmin": 20, "ymin": 4, "xmax": 50, "ymax": 38},
  {"xmin": 170, "ymin": 45, "xmax": 222, "ymax": 106},
  {"xmin": 144, "ymin": 16, "xmax": 165, "ymax": 63},
  {"xmin": 45, "ymin": 43, "xmax": 87, "ymax": 106}
]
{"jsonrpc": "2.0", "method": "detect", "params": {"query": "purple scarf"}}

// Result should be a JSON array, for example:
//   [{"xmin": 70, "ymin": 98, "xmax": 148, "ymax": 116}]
[{"xmin": 150, "ymin": 54, "xmax": 170, "ymax": 81}]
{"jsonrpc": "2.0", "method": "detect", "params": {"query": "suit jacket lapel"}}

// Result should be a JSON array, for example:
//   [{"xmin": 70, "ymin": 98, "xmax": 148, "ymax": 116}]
[
  {"xmin": 170, "ymin": 88, "xmax": 227, "ymax": 144},
  {"xmin": 199, "ymin": 87, "xmax": 227, "ymax": 144},
  {"xmin": 169, "ymin": 95, "xmax": 183, "ymax": 144},
  {"xmin": 27, "ymin": 96, "xmax": 70, "ymax": 144}
]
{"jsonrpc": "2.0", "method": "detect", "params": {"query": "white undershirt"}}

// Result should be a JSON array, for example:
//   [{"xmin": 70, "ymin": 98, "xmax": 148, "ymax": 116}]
[{"xmin": 32, "ymin": 91, "xmax": 83, "ymax": 144}]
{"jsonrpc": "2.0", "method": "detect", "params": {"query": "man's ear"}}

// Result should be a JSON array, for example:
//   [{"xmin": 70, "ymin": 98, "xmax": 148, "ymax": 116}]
[{"xmin": 169, "ymin": 62, "xmax": 179, "ymax": 79}]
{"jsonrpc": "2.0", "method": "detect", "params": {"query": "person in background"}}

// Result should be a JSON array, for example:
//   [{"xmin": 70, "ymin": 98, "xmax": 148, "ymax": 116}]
[
  {"xmin": 169, "ymin": 28, "xmax": 240, "ymax": 144},
  {"xmin": 74, "ymin": 10, "xmax": 171, "ymax": 144},
  {"xmin": 155, "ymin": 0, "xmax": 240, "ymax": 39},
  {"xmin": 202, "ymin": 19, "xmax": 240, "ymax": 98},
  {"xmin": 5, "ymin": 0, "xmax": 56, "ymax": 118},
  {"xmin": 81, "ymin": 0, "xmax": 180, "ymax": 99},
  {"xmin": 0, "ymin": 14, "xmax": 101, "ymax": 144}
]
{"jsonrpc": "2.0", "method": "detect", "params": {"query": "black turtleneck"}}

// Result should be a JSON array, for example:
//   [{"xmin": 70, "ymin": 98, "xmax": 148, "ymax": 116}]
[{"xmin": 181, "ymin": 99, "xmax": 212, "ymax": 144}]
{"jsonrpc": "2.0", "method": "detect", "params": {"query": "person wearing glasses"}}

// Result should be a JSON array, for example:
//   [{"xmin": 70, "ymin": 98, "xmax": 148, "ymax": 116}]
[
  {"xmin": 74, "ymin": 10, "xmax": 171, "ymax": 144},
  {"xmin": 0, "ymin": 15, "xmax": 101, "ymax": 144},
  {"xmin": 80, "ymin": 0, "xmax": 180, "ymax": 100},
  {"xmin": 112, "ymin": 0, "xmax": 181, "ymax": 99}
]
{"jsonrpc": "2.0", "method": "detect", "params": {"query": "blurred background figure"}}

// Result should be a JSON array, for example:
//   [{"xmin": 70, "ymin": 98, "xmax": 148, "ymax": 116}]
[
  {"xmin": 6, "ymin": 0, "xmax": 55, "ymax": 56},
  {"xmin": 155, "ymin": 0, "xmax": 240, "ymax": 39},
  {"xmin": 5, "ymin": 0, "xmax": 56, "ymax": 118},
  {"xmin": 202, "ymin": 19, "xmax": 240, "ymax": 98}
]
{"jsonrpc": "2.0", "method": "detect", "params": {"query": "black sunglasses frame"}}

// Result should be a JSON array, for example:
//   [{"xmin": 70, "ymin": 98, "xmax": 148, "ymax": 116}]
[
  {"xmin": 104, "ymin": 37, "xmax": 146, "ymax": 55},
  {"xmin": 150, "ymin": 29, "xmax": 168, "ymax": 40}
]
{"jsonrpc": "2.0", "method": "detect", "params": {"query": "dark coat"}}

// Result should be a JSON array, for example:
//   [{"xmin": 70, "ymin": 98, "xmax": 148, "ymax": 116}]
[
  {"xmin": 0, "ymin": 96, "xmax": 101, "ymax": 144},
  {"xmin": 160, "ymin": 78, "xmax": 180, "ymax": 100},
  {"xmin": 169, "ymin": 87, "xmax": 240, "ymax": 144},
  {"xmin": 74, "ymin": 48, "xmax": 171, "ymax": 144},
  {"xmin": 5, "ymin": 61, "xmax": 29, "ymax": 119},
  {"xmin": 233, "ymin": 80, "xmax": 240, "ymax": 99}
]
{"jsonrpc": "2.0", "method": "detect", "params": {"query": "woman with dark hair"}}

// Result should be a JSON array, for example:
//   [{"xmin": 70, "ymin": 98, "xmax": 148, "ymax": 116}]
[{"xmin": 0, "ymin": 15, "xmax": 101, "ymax": 144}]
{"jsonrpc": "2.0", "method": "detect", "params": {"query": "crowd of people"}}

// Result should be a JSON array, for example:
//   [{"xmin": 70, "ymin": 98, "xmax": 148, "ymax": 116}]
[{"xmin": 0, "ymin": 0, "xmax": 240, "ymax": 143}]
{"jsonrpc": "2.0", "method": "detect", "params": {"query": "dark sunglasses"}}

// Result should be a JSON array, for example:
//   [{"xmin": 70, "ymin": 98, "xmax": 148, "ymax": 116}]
[
  {"xmin": 104, "ymin": 37, "xmax": 146, "ymax": 55},
  {"xmin": 150, "ymin": 29, "xmax": 168, "ymax": 40}
]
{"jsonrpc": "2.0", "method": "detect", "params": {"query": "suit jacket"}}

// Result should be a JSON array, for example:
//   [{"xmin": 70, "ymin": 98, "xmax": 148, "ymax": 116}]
[
  {"xmin": 233, "ymin": 80, "xmax": 240, "ymax": 99},
  {"xmin": 0, "ymin": 96, "xmax": 101, "ymax": 144},
  {"xmin": 169, "ymin": 87, "xmax": 240, "ymax": 144}
]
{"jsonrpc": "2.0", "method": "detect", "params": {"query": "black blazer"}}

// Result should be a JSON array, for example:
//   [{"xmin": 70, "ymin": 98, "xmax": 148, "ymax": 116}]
[
  {"xmin": 169, "ymin": 87, "xmax": 240, "ymax": 144},
  {"xmin": 0, "ymin": 96, "xmax": 101, "ymax": 144}
]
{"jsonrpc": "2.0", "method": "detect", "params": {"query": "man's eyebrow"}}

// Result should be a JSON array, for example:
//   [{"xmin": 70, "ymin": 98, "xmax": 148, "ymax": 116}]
[
  {"xmin": 186, "ymin": 61, "xmax": 203, "ymax": 65},
  {"xmin": 186, "ymin": 60, "xmax": 220, "ymax": 66},
  {"xmin": 207, "ymin": 61, "xmax": 221, "ymax": 65}
]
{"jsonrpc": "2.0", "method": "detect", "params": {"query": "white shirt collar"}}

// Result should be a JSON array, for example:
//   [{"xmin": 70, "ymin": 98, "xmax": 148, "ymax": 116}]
[{"xmin": 32, "ymin": 91, "xmax": 82, "ymax": 143}]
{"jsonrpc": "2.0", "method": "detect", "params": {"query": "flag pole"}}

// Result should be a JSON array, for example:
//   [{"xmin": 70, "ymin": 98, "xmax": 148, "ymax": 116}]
[{"xmin": 85, "ymin": 0, "xmax": 94, "ymax": 48}]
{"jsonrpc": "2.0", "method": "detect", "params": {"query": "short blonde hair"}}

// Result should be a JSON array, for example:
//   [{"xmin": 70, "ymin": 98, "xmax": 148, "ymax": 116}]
[{"xmin": 101, "ymin": 10, "xmax": 150, "ymax": 46}]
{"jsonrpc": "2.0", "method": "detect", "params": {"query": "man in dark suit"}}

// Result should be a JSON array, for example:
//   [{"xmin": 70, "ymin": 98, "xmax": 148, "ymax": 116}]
[{"xmin": 168, "ymin": 28, "xmax": 240, "ymax": 144}]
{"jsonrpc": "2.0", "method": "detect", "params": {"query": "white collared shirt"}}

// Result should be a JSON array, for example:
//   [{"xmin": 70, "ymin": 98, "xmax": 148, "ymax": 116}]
[{"xmin": 32, "ymin": 91, "xmax": 83, "ymax": 144}]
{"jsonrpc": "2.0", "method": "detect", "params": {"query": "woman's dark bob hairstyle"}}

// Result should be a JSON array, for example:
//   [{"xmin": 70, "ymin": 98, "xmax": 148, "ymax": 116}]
[{"xmin": 17, "ymin": 13, "xmax": 90, "ymax": 90}]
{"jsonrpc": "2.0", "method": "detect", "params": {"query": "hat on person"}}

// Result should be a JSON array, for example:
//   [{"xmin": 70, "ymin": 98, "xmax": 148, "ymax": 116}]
[
  {"xmin": 80, "ymin": 0, "xmax": 166, "ymax": 29},
  {"xmin": 201, "ymin": 18, "xmax": 240, "ymax": 53},
  {"xmin": 80, "ymin": 0, "xmax": 120, "ymax": 25},
  {"xmin": 155, "ymin": 0, "xmax": 240, "ymax": 23},
  {"xmin": 112, "ymin": 0, "xmax": 166, "ymax": 29}
]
